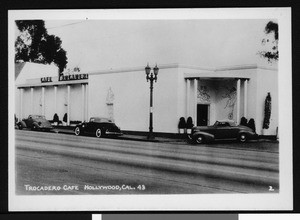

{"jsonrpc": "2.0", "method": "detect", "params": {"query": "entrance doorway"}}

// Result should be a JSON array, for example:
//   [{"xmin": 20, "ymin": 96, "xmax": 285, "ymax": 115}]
[{"xmin": 197, "ymin": 104, "xmax": 209, "ymax": 126}]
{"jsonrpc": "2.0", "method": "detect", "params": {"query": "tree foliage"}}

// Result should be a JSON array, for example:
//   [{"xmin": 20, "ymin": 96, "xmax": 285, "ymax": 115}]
[
  {"xmin": 15, "ymin": 20, "xmax": 68, "ymax": 73},
  {"xmin": 259, "ymin": 21, "xmax": 278, "ymax": 62},
  {"xmin": 263, "ymin": 92, "xmax": 272, "ymax": 129}
]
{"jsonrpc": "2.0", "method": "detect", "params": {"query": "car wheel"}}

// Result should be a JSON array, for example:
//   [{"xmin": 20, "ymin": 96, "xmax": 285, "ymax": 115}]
[
  {"xmin": 194, "ymin": 135, "xmax": 205, "ymax": 144},
  {"xmin": 74, "ymin": 127, "xmax": 81, "ymax": 136},
  {"xmin": 18, "ymin": 123, "xmax": 23, "ymax": 130},
  {"xmin": 239, "ymin": 133, "xmax": 247, "ymax": 143},
  {"xmin": 31, "ymin": 124, "xmax": 37, "ymax": 131},
  {"xmin": 95, "ymin": 128, "xmax": 102, "ymax": 138}
]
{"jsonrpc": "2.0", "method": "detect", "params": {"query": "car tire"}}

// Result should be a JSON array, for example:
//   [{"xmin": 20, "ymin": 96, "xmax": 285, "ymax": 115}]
[
  {"xmin": 95, "ymin": 128, "xmax": 102, "ymax": 138},
  {"xmin": 74, "ymin": 127, "xmax": 81, "ymax": 136},
  {"xmin": 31, "ymin": 124, "xmax": 37, "ymax": 131},
  {"xmin": 18, "ymin": 123, "xmax": 23, "ymax": 130},
  {"xmin": 238, "ymin": 133, "xmax": 247, "ymax": 143},
  {"xmin": 194, "ymin": 135, "xmax": 205, "ymax": 144}
]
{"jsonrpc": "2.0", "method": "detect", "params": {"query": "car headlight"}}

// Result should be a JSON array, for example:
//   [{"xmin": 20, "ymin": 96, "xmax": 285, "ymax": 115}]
[{"xmin": 82, "ymin": 124, "xmax": 85, "ymax": 128}]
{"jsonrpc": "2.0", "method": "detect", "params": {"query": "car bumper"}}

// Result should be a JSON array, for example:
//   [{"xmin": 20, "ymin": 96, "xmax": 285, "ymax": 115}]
[
  {"xmin": 247, "ymin": 133, "xmax": 259, "ymax": 140},
  {"xmin": 105, "ymin": 131, "xmax": 123, "ymax": 136},
  {"xmin": 39, "ymin": 126, "xmax": 54, "ymax": 131}
]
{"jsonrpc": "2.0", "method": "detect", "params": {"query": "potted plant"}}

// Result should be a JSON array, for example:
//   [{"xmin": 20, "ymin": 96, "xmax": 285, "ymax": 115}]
[
  {"xmin": 240, "ymin": 117, "xmax": 248, "ymax": 126},
  {"xmin": 53, "ymin": 113, "xmax": 59, "ymax": 126},
  {"xmin": 247, "ymin": 118, "xmax": 256, "ymax": 134},
  {"xmin": 186, "ymin": 117, "xmax": 194, "ymax": 135},
  {"xmin": 178, "ymin": 117, "xmax": 186, "ymax": 134},
  {"xmin": 262, "ymin": 92, "xmax": 271, "ymax": 135},
  {"xmin": 63, "ymin": 113, "xmax": 68, "ymax": 126}
]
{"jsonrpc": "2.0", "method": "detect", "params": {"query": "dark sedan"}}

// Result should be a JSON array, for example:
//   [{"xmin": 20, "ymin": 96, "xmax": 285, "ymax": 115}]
[
  {"xmin": 74, "ymin": 117, "xmax": 122, "ymax": 138},
  {"xmin": 17, "ymin": 115, "xmax": 53, "ymax": 131},
  {"xmin": 191, "ymin": 120, "xmax": 257, "ymax": 144}
]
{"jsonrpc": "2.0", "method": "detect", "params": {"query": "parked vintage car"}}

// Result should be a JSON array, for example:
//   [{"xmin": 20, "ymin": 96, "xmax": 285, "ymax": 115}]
[
  {"xmin": 191, "ymin": 120, "xmax": 257, "ymax": 144},
  {"xmin": 17, "ymin": 115, "xmax": 54, "ymax": 131},
  {"xmin": 74, "ymin": 117, "xmax": 122, "ymax": 138}
]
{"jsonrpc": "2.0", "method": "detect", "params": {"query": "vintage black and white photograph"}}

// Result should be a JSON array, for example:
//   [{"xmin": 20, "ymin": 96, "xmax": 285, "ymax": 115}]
[{"xmin": 8, "ymin": 8, "xmax": 292, "ymax": 211}]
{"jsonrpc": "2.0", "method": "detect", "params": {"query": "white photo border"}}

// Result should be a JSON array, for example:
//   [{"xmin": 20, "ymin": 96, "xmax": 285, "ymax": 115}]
[{"xmin": 8, "ymin": 8, "xmax": 292, "ymax": 211}]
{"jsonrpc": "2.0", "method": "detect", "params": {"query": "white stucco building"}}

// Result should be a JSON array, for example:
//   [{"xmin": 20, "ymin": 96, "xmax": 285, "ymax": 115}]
[{"xmin": 15, "ymin": 62, "xmax": 278, "ymax": 135}]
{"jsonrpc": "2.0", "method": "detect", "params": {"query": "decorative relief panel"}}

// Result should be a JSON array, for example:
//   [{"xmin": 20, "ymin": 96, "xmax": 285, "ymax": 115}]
[
  {"xmin": 197, "ymin": 85, "xmax": 211, "ymax": 103},
  {"xmin": 222, "ymin": 86, "xmax": 237, "ymax": 120}
]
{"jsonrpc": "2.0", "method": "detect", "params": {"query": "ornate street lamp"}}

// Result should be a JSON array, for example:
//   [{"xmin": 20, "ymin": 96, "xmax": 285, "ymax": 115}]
[{"xmin": 145, "ymin": 63, "xmax": 159, "ymax": 139}]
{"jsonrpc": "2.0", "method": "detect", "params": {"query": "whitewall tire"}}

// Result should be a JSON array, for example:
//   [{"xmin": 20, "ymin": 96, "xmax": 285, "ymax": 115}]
[
  {"xmin": 74, "ymin": 127, "xmax": 81, "ymax": 136},
  {"xmin": 239, "ymin": 133, "xmax": 247, "ymax": 143},
  {"xmin": 195, "ymin": 135, "xmax": 205, "ymax": 144},
  {"xmin": 95, "ymin": 128, "xmax": 102, "ymax": 138}
]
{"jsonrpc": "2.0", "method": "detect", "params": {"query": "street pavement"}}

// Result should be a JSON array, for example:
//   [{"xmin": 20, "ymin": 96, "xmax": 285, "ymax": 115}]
[{"xmin": 14, "ymin": 129, "xmax": 279, "ymax": 195}]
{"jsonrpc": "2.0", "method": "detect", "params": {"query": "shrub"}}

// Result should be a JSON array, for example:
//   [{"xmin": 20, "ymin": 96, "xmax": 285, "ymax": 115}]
[
  {"xmin": 263, "ymin": 92, "xmax": 272, "ymax": 129},
  {"xmin": 178, "ymin": 117, "xmax": 187, "ymax": 129},
  {"xmin": 63, "ymin": 113, "xmax": 68, "ymax": 123},
  {"xmin": 240, "ymin": 117, "xmax": 248, "ymax": 126},
  {"xmin": 186, "ymin": 117, "xmax": 194, "ymax": 129},
  {"xmin": 53, "ymin": 113, "xmax": 59, "ymax": 123},
  {"xmin": 247, "ymin": 118, "xmax": 256, "ymax": 133}
]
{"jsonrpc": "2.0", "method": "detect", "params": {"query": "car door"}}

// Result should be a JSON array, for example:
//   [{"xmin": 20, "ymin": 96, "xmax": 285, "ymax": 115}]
[
  {"xmin": 85, "ymin": 119, "xmax": 96, "ymax": 133},
  {"xmin": 214, "ymin": 122, "xmax": 232, "ymax": 139},
  {"xmin": 25, "ymin": 116, "xmax": 34, "ymax": 128}
]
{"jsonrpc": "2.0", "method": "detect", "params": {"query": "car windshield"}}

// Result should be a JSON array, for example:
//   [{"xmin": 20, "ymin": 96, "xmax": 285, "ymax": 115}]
[{"xmin": 89, "ymin": 117, "xmax": 112, "ymax": 123}]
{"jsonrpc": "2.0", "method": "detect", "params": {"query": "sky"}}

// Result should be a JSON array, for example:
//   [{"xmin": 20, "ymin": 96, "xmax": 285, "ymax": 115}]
[{"xmin": 43, "ymin": 19, "xmax": 276, "ymax": 73}]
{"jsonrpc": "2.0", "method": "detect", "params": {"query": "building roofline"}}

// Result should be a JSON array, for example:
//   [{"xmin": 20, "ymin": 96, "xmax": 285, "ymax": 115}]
[
  {"xmin": 87, "ymin": 63, "xmax": 277, "ymax": 76},
  {"xmin": 87, "ymin": 63, "xmax": 197, "ymax": 75},
  {"xmin": 216, "ymin": 64, "xmax": 278, "ymax": 71},
  {"xmin": 16, "ymin": 79, "xmax": 88, "ymax": 88}
]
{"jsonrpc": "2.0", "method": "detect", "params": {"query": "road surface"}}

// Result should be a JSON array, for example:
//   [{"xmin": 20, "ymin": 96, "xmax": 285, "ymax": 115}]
[{"xmin": 15, "ymin": 130, "xmax": 279, "ymax": 195}]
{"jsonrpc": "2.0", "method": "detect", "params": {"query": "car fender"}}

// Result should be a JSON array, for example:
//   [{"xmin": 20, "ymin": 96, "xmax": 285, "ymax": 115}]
[
  {"xmin": 79, "ymin": 124, "xmax": 86, "ymax": 132},
  {"xmin": 32, "ymin": 122, "xmax": 41, "ymax": 129},
  {"xmin": 18, "ymin": 121, "xmax": 27, "ymax": 129},
  {"xmin": 192, "ymin": 131, "xmax": 215, "ymax": 142},
  {"xmin": 238, "ymin": 130, "xmax": 257, "ymax": 139}
]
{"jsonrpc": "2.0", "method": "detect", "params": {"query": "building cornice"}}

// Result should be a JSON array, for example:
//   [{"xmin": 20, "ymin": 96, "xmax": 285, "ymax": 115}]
[
  {"xmin": 216, "ymin": 64, "xmax": 278, "ymax": 71},
  {"xmin": 16, "ymin": 79, "xmax": 88, "ymax": 88},
  {"xmin": 87, "ymin": 63, "xmax": 277, "ymax": 76},
  {"xmin": 87, "ymin": 63, "xmax": 185, "ymax": 75}
]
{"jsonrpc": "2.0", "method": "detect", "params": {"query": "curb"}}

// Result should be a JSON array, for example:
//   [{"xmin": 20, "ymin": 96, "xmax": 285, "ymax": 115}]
[
  {"xmin": 52, "ymin": 127, "xmax": 279, "ymax": 144},
  {"xmin": 53, "ymin": 128, "xmax": 177, "ymax": 143}
]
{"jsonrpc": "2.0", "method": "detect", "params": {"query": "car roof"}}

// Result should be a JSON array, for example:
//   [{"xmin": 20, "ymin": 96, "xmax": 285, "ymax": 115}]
[
  {"xmin": 29, "ymin": 115, "xmax": 45, "ymax": 118},
  {"xmin": 90, "ymin": 117, "xmax": 113, "ymax": 122}
]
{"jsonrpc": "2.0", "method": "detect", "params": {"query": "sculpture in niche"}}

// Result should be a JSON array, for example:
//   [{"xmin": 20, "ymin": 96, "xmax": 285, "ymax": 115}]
[
  {"xmin": 64, "ymin": 89, "xmax": 68, "ymax": 106},
  {"xmin": 106, "ymin": 87, "xmax": 114, "ymax": 121},
  {"xmin": 197, "ymin": 85, "xmax": 211, "ymax": 103},
  {"xmin": 222, "ymin": 86, "xmax": 237, "ymax": 120},
  {"xmin": 39, "ymin": 93, "xmax": 43, "ymax": 107},
  {"xmin": 106, "ymin": 87, "xmax": 115, "ymax": 104}
]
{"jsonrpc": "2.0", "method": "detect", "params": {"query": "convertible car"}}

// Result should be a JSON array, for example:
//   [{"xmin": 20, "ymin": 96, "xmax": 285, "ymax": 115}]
[
  {"xmin": 17, "ymin": 115, "xmax": 53, "ymax": 131},
  {"xmin": 191, "ymin": 120, "xmax": 257, "ymax": 144},
  {"xmin": 74, "ymin": 117, "xmax": 122, "ymax": 138}
]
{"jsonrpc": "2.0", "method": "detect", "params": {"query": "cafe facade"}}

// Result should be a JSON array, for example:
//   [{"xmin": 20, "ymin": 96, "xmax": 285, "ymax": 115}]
[{"xmin": 15, "ymin": 62, "xmax": 278, "ymax": 135}]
